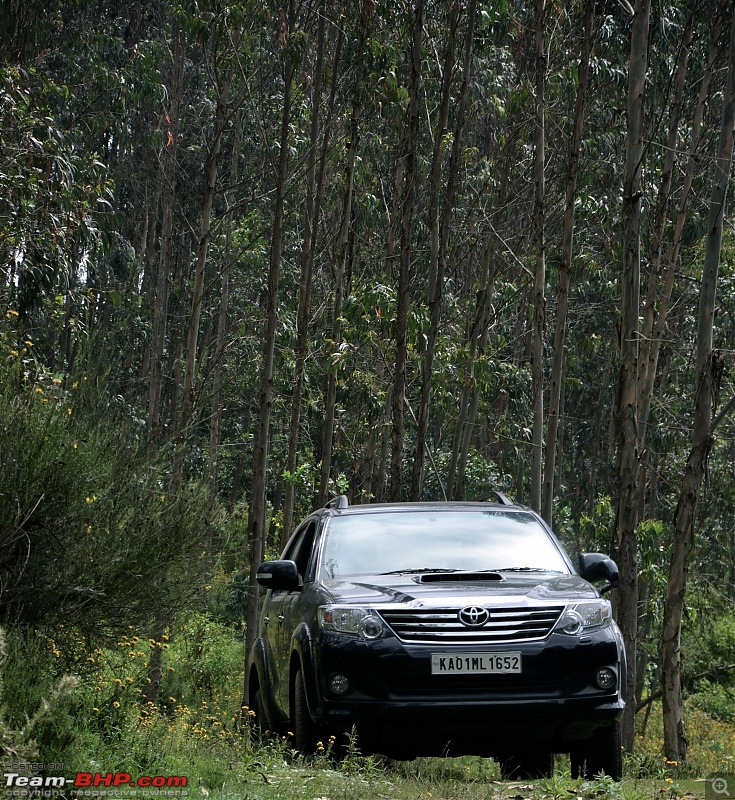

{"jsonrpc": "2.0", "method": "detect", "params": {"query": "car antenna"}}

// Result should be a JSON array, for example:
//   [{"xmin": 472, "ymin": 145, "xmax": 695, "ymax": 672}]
[{"xmin": 325, "ymin": 494, "xmax": 349, "ymax": 509}]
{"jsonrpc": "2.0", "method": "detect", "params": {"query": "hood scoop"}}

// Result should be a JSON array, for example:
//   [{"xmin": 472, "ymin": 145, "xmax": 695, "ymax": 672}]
[{"xmin": 416, "ymin": 571, "xmax": 503, "ymax": 584}]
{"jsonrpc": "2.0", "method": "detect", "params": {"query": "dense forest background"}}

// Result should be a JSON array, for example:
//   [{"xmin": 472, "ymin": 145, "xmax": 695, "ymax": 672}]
[{"xmin": 2, "ymin": 0, "xmax": 735, "ymax": 777}]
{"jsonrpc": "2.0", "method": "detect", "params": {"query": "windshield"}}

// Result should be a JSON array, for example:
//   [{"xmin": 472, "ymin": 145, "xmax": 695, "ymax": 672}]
[{"xmin": 319, "ymin": 510, "xmax": 570, "ymax": 579}]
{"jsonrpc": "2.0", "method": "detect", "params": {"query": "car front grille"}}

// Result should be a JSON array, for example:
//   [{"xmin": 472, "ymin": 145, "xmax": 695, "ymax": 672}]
[{"xmin": 378, "ymin": 605, "xmax": 565, "ymax": 644}]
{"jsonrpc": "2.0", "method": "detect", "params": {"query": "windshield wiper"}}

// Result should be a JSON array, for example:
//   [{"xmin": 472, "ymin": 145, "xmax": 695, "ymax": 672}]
[
  {"xmin": 379, "ymin": 568, "xmax": 459, "ymax": 575},
  {"xmin": 494, "ymin": 567, "xmax": 563, "ymax": 573}
]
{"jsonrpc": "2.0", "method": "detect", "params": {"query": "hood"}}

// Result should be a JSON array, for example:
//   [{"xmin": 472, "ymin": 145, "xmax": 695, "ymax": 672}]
[{"xmin": 319, "ymin": 572, "xmax": 599, "ymax": 607}]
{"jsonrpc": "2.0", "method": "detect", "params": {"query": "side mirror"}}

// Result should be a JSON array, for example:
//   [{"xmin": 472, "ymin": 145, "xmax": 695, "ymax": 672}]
[
  {"xmin": 578, "ymin": 552, "xmax": 619, "ymax": 585},
  {"xmin": 256, "ymin": 560, "xmax": 301, "ymax": 591}
]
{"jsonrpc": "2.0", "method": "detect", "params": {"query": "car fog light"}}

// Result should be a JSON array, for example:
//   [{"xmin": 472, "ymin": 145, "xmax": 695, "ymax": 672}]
[
  {"xmin": 595, "ymin": 668, "xmax": 616, "ymax": 690},
  {"xmin": 330, "ymin": 674, "xmax": 350, "ymax": 695}
]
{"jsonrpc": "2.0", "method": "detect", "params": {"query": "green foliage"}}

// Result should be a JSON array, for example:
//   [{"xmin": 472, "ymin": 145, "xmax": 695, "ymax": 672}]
[
  {"xmin": 690, "ymin": 680, "xmax": 735, "ymax": 726},
  {"xmin": 0, "ymin": 628, "xmax": 40, "ymax": 766},
  {"xmin": 0, "ymin": 350, "xmax": 207, "ymax": 639},
  {"xmin": 0, "ymin": 65, "xmax": 111, "ymax": 315},
  {"xmin": 0, "ymin": 627, "xmax": 79, "ymax": 775},
  {"xmin": 159, "ymin": 613, "xmax": 243, "ymax": 716}
]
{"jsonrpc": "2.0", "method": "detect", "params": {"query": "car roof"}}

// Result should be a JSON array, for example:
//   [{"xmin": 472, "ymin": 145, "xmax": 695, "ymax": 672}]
[{"xmin": 320, "ymin": 497, "xmax": 533, "ymax": 517}]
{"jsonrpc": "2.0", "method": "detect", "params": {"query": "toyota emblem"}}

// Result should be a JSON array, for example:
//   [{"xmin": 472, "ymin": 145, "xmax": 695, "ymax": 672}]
[{"xmin": 458, "ymin": 606, "xmax": 490, "ymax": 627}]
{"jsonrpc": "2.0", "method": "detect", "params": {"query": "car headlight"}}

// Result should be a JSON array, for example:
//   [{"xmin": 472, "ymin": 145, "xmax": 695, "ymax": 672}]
[
  {"xmin": 554, "ymin": 600, "xmax": 612, "ymax": 635},
  {"xmin": 318, "ymin": 606, "xmax": 386, "ymax": 639}
]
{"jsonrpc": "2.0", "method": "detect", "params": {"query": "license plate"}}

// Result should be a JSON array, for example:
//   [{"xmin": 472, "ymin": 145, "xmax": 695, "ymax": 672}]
[{"xmin": 431, "ymin": 652, "xmax": 522, "ymax": 675}]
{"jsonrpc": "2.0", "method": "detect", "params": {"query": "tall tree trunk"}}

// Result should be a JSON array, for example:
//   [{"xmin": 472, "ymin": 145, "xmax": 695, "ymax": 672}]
[
  {"xmin": 243, "ymin": 0, "xmax": 298, "ymax": 709},
  {"xmin": 411, "ymin": 2, "xmax": 461, "ymax": 499},
  {"xmin": 207, "ymin": 109, "xmax": 243, "ymax": 544},
  {"xmin": 637, "ymin": 4, "xmax": 722, "ymax": 441},
  {"xmin": 615, "ymin": 0, "xmax": 650, "ymax": 752},
  {"xmin": 418, "ymin": 0, "xmax": 477, "ymax": 500},
  {"xmin": 449, "ymin": 127, "xmax": 518, "ymax": 499},
  {"xmin": 542, "ymin": 0, "xmax": 594, "ymax": 524},
  {"xmin": 636, "ymin": 9, "xmax": 693, "ymax": 432},
  {"xmin": 147, "ymin": 24, "xmax": 185, "ymax": 443},
  {"xmin": 529, "ymin": 0, "xmax": 546, "ymax": 514},
  {"xmin": 180, "ymin": 30, "xmax": 241, "ymax": 442},
  {"xmin": 282, "ymin": 1, "xmax": 335, "ymax": 545},
  {"xmin": 661, "ymin": 8, "xmax": 735, "ymax": 761},
  {"xmin": 317, "ymin": 1, "xmax": 371, "ymax": 506},
  {"xmin": 175, "ymin": 28, "xmax": 241, "ymax": 485},
  {"xmin": 389, "ymin": 0, "xmax": 424, "ymax": 502}
]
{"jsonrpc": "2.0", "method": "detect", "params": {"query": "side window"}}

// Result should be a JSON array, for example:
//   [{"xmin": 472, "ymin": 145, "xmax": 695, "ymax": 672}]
[
  {"xmin": 281, "ymin": 530, "xmax": 302, "ymax": 563},
  {"xmin": 282, "ymin": 520, "xmax": 317, "ymax": 580},
  {"xmin": 293, "ymin": 521, "xmax": 317, "ymax": 578}
]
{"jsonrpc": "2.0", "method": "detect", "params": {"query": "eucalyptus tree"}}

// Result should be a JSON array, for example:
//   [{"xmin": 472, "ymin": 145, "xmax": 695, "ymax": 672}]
[
  {"xmin": 542, "ymin": 0, "xmax": 595, "ymax": 525},
  {"xmin": 389, "ymin": 0, "xmax": 425, "ymax": 501},
  {"xmin": 661, "ymin": 5, "xmax": 735, "ymax": 761},
  {"xmin": 529, "ymin": 0, "xmax": 546, "ymax": 515},
  {"xmin": 281, "ymin": 0, "xmax": 337, "ymax": 543},
  {"xmin": 412, "ymin": 0, "xmax": 478, "ymax": 499},
  {"xmin": 147, "ymin": 21, "xmax": 186, "ymax": 443},
  {"xmin": 207, "ymin": 110, "xmax": 244, "ymax": 532},
  {"xmin": 412, "ymin": 1, "xmax": 461, "ymax": 499},
  {"xmin": 178, "ymin": 9, "xmax": 244, "ymax": 466},
  {"xmin": 244, "ymin": 0, "xmax": 303, "ymax": 704},
  {"xmin": 615, "ymin": 0, "xmax": 650, "ymax": 751},
  {"xmin": 316, "ymin": 0, "xmax": 374, "ymax": 507}
]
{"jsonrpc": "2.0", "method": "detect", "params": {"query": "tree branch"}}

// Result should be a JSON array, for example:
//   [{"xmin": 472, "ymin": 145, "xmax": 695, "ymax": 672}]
[{"xmin": 636, "ymin": 663, "xmax": 735, "ymax": 713}]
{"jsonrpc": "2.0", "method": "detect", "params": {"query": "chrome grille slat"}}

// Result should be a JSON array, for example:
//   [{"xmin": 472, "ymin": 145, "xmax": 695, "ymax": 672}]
[{"xmin": 379, "ymin": 605, "xmax": 564, "ymax": 643}]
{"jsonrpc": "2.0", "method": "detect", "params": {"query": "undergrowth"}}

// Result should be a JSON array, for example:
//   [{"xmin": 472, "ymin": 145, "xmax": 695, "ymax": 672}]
[{"xmin": 2, "ymin": 616, "xmax": 733, "ymax": 800}]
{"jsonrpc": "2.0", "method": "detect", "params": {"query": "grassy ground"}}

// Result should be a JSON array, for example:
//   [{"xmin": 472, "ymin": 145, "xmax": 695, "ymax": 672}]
[
  {"xmin": 132, "ymin": 746, "xmax": 714, "ymax": 800},
  {"xmin": 3, "ymin": 617, "xmax": 733, "ymax": 800}
]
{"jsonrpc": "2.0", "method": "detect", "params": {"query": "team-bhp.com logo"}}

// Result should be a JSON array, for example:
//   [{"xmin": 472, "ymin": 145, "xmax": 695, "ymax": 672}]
[{"xmin": 4, "ymin": 772, "xmax": 188, "ymax": 790}]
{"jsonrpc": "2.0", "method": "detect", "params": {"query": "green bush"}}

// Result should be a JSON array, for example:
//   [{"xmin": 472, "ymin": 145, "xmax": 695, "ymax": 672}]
[
  {"xmin": 0, "ymin": 626, "xmax": 82, "ymax": 775},
  {"xmin": 159, "ymin": 612, "xmax": 244, "ymax": 724},
  {"xmin": 691, "ymin": 679, "xmax": 735, "ymax": 725},
  {"xmin": 0, "ymin": 361, "xmax": 207, "ymax": 641}
]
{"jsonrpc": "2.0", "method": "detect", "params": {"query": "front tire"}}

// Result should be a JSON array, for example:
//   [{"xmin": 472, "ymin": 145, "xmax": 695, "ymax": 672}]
[
  {"xmin": 570, "ymin": 723, "xmax": 622, "ymax": 780},
  {"xmin": 292, "ymin": 668, "xmax": 321, "ymax": 754}
]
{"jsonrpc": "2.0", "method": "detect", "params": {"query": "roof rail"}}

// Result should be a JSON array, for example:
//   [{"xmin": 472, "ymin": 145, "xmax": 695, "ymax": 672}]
[
  {"xmin": 475, "ymin": 491, "xmax": 514, "ymax": 506},
  {"xmin": 325, "ymin": 494, "xmax": 349, "ymax": 510}
]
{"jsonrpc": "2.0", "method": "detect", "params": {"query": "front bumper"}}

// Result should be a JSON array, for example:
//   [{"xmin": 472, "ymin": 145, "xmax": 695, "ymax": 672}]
[{"xmin": 309, "ymin": 628, "xmax": 625, "ymax": 757}]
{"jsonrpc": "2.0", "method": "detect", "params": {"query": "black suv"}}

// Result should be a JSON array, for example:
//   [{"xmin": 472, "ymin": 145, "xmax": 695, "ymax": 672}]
[{"xmin": 247, "ymin": 496, "xmax": 625, "ymax": 779}]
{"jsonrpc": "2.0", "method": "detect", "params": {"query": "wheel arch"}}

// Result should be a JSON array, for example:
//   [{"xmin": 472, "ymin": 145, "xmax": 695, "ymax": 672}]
[
  {"xmin": 247, "ymin": 637, "xmax": 282, "ymax": 731},
  {"xmin": 289, "ymin": 623, "xmax": 319, "ymax": 723}
]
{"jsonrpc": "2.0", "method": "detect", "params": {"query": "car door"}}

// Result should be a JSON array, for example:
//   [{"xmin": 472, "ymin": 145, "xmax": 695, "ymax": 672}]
[
  {"xmin": 275, "ymin": 518, "xmax": 318, "ymax": 713},
  {"xmin": 259, "ymin": 524, "xmax": 308, "ymax": 718}
]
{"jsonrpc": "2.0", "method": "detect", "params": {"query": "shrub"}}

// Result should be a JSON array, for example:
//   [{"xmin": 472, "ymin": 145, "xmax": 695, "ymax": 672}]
[{"xmin": 0, "ymin": 363, "xmax": 207, "ymax": 641}]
